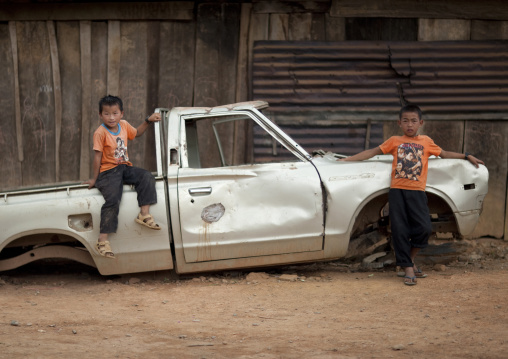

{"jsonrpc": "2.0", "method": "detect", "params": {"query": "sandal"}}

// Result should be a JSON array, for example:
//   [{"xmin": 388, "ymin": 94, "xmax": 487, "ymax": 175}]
[
  {"xmin": 135, "ymin": 213, "xmax": 161, "ymax": 230},
  {"xmin": 397, "ymin": 265, "xmax": 428, "ymax": 278},
  {"xmin": 404, "ymin": 276, "xmax": 417, "ymax": 286},
  {"xmin": 96, "ymin": 240, "xmax": 115, "ymax": 259},
  {"xmin": 414, "ymin": 266, "xmax": 428, "ymax": 278}
]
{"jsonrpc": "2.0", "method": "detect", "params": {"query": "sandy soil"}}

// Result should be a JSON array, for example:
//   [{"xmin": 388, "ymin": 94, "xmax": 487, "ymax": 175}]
[{"xmin": 0, "ymin": 238, "xmax": 507, "ymax": 359}]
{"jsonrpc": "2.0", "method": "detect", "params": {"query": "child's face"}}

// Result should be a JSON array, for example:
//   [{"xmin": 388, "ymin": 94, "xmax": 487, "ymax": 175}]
[
  {"xmin": 398, "ymin": 111, "xmax": 423, "ymax": 137},
  {"xmin": 99, "ymin": 104, "xmax": 124, "ymax": 130}
]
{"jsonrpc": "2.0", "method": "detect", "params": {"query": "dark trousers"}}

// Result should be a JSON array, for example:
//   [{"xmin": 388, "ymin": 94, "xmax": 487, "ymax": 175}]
[
  {"xmin": 389, "ymin": 188, "xmax": 432, "ymax": 268},
  {"xmin": 95, "ymin": 164, "xmax": 157, "ymax": 234}
]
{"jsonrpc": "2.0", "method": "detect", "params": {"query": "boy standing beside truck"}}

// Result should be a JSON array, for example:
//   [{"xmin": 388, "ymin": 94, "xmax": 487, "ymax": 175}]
[
  {"xmin": 84, "ymin": 95, "xmax": 162, "ymax": 258},
  {"xmin": 339, "ymin": 104, "xmax": 484, "ymax": 285}
]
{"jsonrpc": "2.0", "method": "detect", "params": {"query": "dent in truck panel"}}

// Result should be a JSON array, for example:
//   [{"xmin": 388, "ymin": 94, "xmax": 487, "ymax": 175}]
[{"xmin": 201, "ymin": 203, "xmax": 225, "ymax": 223}]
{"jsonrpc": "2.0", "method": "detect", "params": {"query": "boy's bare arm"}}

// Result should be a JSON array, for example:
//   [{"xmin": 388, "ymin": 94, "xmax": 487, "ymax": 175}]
[
  {"xmin": 83, "ymin": 150, "xmax": 103, "ymax": 189},
  {"xmin": 337, "ymin": 146, "xmax": 383, "ymax": 161},
  {"xmin": 136, "ymin": 113, "xmax": 161, "ymax": 137},
  {"xmin": 439, "ymin": 150, "xmax": 485, "ymax": 168}
]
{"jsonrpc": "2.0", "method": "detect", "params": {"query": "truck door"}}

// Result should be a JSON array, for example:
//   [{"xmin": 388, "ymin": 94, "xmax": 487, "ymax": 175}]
[{"xmin": 176, "ymin": 112, "xmax": 324, "ymax": 263}]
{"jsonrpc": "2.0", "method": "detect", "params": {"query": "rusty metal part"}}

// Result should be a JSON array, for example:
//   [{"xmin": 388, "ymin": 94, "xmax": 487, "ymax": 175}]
[
  {"xmin": 253, "ymin": 41, "xmax": 508, "ymax": 119},
  {"xmin": 0, "ymin": 245, "xmax": 96, "ymax": 272}
]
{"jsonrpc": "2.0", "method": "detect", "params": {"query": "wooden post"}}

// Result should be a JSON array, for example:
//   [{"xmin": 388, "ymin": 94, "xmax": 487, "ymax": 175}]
[
  {"xmin": 233, "ymin": 3, "xmax": 252, "ymax": 165},
  {"xmin": 246, "ymin": 12, "xmax": 269, "ymax": 163},
  {"xmin": 107, "ymin": 21, "xmax": 121, "ymax": 96},
  {"xmin": 289, "ymin": 13, "xmax": 312, "ymax": 40},
  {"xmin": 325, "ymin": 13, "xmax": 346, "ymax": 41},
  {"xmin": 80, "ymin": 21, "xmax": 92, "ymax": 180},
  {"xmin": 8, "ymin": 21, "xmax": 23, "ymax": 164},
  {"xmin": 236, "ymin": 3, "xmax": 252, "ymax": 103},
  {"xmin": 47, "ymin": 21, "xmax": 62, "ymax": 182},
  {"xmin": 269, "ymin": 13, "xmax": 289, "ymax": 40}
]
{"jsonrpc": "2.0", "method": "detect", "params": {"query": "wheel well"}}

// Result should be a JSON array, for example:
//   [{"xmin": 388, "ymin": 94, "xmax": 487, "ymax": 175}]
[
  {"xmin": 2, "ymin": 233, "xmax": 84, "ymax": 252},
  {"xmin": 351, "ymin": 192, "xmax": 459, "ymax": 240},
  {"xmin": 351, "ymin": 193, "xmax": 389, "ymax": 239},
  {"xmin": 0, "ymin": 233, "xmax": 94, "ymax": 271}
]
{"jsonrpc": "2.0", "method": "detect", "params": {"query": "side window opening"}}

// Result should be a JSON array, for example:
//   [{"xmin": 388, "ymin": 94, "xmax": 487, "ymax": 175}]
[{"xmin": 184, "ymin": 113, "xmax": 303, "ymax": 169}]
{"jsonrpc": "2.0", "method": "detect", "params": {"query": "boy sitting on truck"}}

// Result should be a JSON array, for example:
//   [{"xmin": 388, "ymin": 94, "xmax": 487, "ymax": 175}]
[
  {"xmin": 83, "ymin": 95, "xmax": 161, "ymax": 258},
  {"xmin": 339, "ymin": 104, "xmax": 484, "ymax": 285}
]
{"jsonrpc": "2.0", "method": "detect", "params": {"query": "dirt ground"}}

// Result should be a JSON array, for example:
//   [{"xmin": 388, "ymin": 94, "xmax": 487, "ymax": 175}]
[{"xmin": 1, "ymin": 238, "xmax": 507, "ymax": 359}]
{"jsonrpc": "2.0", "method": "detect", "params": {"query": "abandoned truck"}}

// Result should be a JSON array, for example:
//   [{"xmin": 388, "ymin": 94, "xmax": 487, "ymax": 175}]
[{"xmin": 0, "ymin": 101, "xmax": 488, "ymax": 275}]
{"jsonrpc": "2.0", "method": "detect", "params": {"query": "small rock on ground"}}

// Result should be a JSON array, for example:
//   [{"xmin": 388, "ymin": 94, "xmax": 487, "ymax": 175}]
[
  {"xmin": 246, "ymin": 272, "xmax": 269, "ymax": 282},
  {"xmin": 433, "ymin": 264, "xmax": 447, "ymax": 272},
  {"xmin": 129, "ymin": 278, "xmax": 141, "ymax": 285}
]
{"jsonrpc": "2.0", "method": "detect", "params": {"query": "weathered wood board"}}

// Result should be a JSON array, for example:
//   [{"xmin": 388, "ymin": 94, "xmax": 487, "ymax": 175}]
[
  {"xmin": 418, "ymin": 19, "xmax": 470, "ymax": 41},
  {"xmin": 471, "ymin": 20, "xmax": 508, "ymax": 40},
  {"xmin": 107, "ymin": 21, "xmax": 121, "ymax": 98},
  {"xmin": 143, "ymin": 21, "xmax": 161, "ymax": 172},
  {"xmin": 0, "ymin": 23, "xmax": 21, "ymax": 189},
  {"xmin": 465, "ymin": 122, "xmax": 507, "ymax": 239},
  {"xmin": 289, "ymin": 13, "xmax": 312, "ymax": 40},
  {"xmin": 330, "ymin": 0, "xmax": 508, "ymax": 20},
  {"xmin": 158, "ymin": 21, "xmax": 195, "ymax": 108},
  {"xmin": 0, "ymin": 2, "xmax": 195, "ymax": 21},
  {"xmin": 311, "ymin": 13, "xmax": 326, "ymax": 41},
  {"xmin": 232, "ymin": 3, "xmax": 252, "ymax": 165},
  {"xmin": 79, "ymin": 21, "xmax": 92, "ymax": 180},
  {"xmin": 16, "ymin": 21, "xmax": 56, "ymax": 186},
  {"xmin": 56, "ymin": 21, "xmax": 82, "ymax": 182},
  {"xmin": 90, "ymin": 21, "xmax": 108, "ymax": 176},
  {"xmin": 325, "ymin": 13, "xmax": 345, "ymax": 41},
  {"xmin": 194, "ymin": 3, "xmax": 241, "ymax": 167},
  {"xmin": 246, "ymin": 12, "xmax": 269, "ymax": 163},
  {"xmin": 269, "ymin": 13, "xmax": 289, "ymax": 40},
  {"xmin": 118, "ymin": 21, "xmax": 152, "ymax": 171},
  {"xmin": 47, "ymin": 21, "xmax": 62, "ymax": 182}
]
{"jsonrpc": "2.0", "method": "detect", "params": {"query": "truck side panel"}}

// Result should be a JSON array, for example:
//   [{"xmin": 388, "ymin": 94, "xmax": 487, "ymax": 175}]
[{"xmin": 0, "ymin": 179, "xmax": 173, "ymax": 275}]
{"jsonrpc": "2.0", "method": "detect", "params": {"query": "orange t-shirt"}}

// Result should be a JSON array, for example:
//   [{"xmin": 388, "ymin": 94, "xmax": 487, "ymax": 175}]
[
  {"xmin": 93, "ymin": 120, "xmax": 137, "ymax": 172},
  {"xmin": 379, "ymin": 135, "xmax": 442, "ymax": 191}
]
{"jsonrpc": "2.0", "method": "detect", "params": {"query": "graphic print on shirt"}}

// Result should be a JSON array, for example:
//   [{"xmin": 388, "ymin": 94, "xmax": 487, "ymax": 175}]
[
  {"xmin": 395, "ymin": 143, "xmax": 423, "ymax": 181},
  {"xmin": 114, "ymin": 137, "xmax": 128, "ymax": 163}
]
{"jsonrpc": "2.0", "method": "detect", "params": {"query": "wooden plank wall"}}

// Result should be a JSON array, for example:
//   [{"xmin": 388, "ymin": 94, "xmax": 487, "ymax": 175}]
[
  {"xmin": 0, "ymin": 0, "xmax": 506, "ymax": 240},
  {"xmin": 0, "ymin": 5, "xmax": 199, "ymax": 189},
  {"xmin": 0, "ymin": 23, "xmax": 21, "ymax": 187},
  {"xmin": 16, "ymin": 21, "xmax": 56, "ymax": 186}
]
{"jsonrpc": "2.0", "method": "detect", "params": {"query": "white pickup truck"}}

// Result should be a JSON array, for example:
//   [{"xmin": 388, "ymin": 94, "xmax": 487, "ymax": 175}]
[{"xmin": 0, "ymin": 101, "xmax": 488, "ymax": 275}]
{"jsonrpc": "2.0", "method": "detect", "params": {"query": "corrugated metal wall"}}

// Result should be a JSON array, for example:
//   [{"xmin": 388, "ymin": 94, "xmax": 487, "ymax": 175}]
[{"xmin": 252, "ymin": 40, "xmax": 508, "ymax": 119}]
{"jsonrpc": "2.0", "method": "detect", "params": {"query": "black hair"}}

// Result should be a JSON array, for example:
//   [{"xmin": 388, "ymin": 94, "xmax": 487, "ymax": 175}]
[
  {"xmin": 399, "ymin": 104, "xmax": 422, "ymax": 120},
  {"xmin": 99, "ymin": 95, "xmax": 123, "ymax": 113}
]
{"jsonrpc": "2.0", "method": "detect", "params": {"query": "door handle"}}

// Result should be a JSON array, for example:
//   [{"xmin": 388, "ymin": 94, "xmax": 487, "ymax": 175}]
[{"xmin": 188, "ymin": 187, "xmax": 212, "ymax": 195}]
